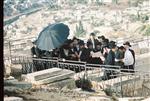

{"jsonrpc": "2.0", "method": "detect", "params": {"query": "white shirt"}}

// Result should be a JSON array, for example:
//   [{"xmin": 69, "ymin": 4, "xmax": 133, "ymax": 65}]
[
  {"xmin": 91, "ymin": 51, "xmax": 105, "ymax": 61},
  {"xmin": 91, "ymin": 39, "xmax": 95, "ymax": 49},
  {"xmin": 63, "ymin": 49, "xmax": 69, "ymax": 56},
  {"xmin": 123, "ymin": 49, "xmax": 134, "ymax": 66}
]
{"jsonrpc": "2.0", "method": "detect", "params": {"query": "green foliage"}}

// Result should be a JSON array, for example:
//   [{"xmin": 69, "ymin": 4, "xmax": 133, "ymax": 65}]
[
  {"xmin": 141, "ymin": 15, "xmax": 149, "ymax": 23},
  {"xmin": 143, "ymin": 25, "xmax": 150, "ymax": 36},
  {"xmin": 104, "ymin": 88, "xmax": 114, "ymax": 96},
  {"xmin": 112, "ymin": 0, "xmax": 118, "ymax": 5},
  {"xmin": 135, "ymin": 24, "xmax": 150, "ymax": 36},
  {"xmin": 75, "ymin": 78, "xmax": 92, "ymax": 91},
  {"xmin": 74, "ymin": 21, "xmax": 86, "ymax": 37}
]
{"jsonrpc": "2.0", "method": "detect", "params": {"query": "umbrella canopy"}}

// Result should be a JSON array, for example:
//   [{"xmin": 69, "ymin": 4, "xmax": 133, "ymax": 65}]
[{"xmin": 35, "ymin": 23, "xmax": 70, "ymax": 51}]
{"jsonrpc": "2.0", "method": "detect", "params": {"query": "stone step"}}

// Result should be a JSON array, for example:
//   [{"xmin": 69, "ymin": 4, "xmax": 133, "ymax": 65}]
[
  {"xmin": 4, "ymin": 97, "xmax": 23, "ymax": 101},
  {"xmin": 33, "ymin": 70, "xmax": 74, "ymax": 85},
  {"xmin": 4, "ymin": 79, "xmax": 32, "ymax": 90},
  {"xmin": 4, "ymin": 86, "xmax": 23, "ymax": 95},
  {"xmin": 25, "ymin": 68, "xmax": 62, "ymax": 81},
  {"xmin": 25, "ymin": 68, "xmax": 75, "ymax": 85}
]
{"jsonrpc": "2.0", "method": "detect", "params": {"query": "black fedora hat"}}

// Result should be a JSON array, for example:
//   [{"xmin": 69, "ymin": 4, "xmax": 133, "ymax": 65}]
[
  {"xmin": 123, "ymin": 41, "xmax": 131, "ymax": 47},
  {"xmin": 79, "ymin": 40, "xmax": 85, "ymax": 46},
  {"xmin": 119, "ymin": 46, "xmax": 125, "ymax": 50},
  {"xmin": 108, "ymin": 41, "xmax": 116, "ymax": 49},
  {"xmin": 90, "ymin": 32, "xmax": 95, "ymax": 36}
]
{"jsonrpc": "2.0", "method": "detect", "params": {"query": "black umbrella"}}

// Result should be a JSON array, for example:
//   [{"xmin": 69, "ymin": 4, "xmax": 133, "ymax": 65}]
[{"xmin": 35, "ymin": 23, "xmax": 70, "ymax": 51}]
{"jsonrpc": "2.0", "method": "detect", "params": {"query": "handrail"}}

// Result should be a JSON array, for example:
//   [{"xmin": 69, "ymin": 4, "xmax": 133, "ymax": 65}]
[{"xmin": 4, "ymin": 55, "xmax": 150, "ymax": 74}]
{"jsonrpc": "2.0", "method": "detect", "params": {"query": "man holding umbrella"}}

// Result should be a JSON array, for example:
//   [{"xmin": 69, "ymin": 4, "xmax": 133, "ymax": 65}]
[{"xmin": 34, "ymin": 23, "xmax": 70, "ymax": 57}]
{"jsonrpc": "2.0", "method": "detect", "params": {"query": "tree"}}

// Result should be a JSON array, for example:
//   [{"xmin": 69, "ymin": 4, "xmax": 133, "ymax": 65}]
[{"xmin": 74, "ymin": 21, "xmax": 86, "ymax": 37}]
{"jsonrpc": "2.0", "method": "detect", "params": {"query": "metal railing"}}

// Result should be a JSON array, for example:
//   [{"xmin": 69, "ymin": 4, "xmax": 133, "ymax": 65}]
[
  {"xmin": 81, "ymin": 65, "xmax": 150, "ymax": 97},
  {"xmin": 4, "ymin": 56, "xmax": 150, "ymax": 97}
]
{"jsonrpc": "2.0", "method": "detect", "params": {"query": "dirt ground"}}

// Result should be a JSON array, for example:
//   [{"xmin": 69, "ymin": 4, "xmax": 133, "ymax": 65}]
[
  {"xmin": 4, "ymin": 77, "xmax": 109, "ymax": 101},
  {"xmin": 5, "ymin": 86, "xmax": 108, "ymax": 101}
]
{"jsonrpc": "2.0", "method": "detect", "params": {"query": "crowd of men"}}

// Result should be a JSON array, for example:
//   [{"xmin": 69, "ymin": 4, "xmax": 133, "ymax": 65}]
[{"xmin": 31, "ymin": 33, "xmax": 135, "ymax": 79}]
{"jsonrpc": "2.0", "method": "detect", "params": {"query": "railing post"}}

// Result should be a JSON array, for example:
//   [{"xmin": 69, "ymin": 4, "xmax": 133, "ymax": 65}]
[
  {"xmin": 84, "ymin": 63, "xmax": 86, "ymax": 79},
  {"xmin": 120, "ymin": 66, "xmax": 123, "ymax": 97}
]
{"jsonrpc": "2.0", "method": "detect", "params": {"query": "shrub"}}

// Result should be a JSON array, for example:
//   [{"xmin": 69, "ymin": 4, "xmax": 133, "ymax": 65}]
[{"xmin": 75, "ymin": 77, "xmax": 93, "ymax": 91}]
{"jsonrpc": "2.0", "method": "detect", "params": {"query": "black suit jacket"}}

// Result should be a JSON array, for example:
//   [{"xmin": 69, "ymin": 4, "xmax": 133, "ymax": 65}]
[
  {"xmin": 59, "ymin": 48, "xmax": 70, "ymax": 60},
  {"xmin": 80, "ymin": 48, "xmax": 91, "ymax": 62},
  {"xmin": 31, "ymin": 46, "xmax": 42, "ymax": 58},
  {"xmin": 129, "ymin": 49, "xmax": 135, "ymax": 65},
  {"xmin": 87, "ymin": 39, "xmax": 99, "ymax": 49}
]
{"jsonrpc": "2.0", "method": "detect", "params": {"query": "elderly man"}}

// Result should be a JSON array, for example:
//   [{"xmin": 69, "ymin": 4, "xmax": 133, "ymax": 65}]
[{"xmin": 122, "ymin": 41, "xmax": 135, "ymax": 73}]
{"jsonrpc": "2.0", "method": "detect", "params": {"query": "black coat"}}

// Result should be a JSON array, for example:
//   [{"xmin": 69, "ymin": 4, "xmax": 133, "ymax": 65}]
[
  {"xmin": 59, "ymin": 48, "xmax": 70, "ymax": 60},
  {"xmin": 101, "ymin": 47, "xmax": 109, "ymax": 59},
  {"xmin": 59, "ymin": 48, "xmax": 78, "ymax": 60},
  {"xmin": 115, "ymin": 50, "xmax": 124, "ymax": 66},
  {"xmin": 115, "ymin": 50, "xmax": 124, "ymax": 59},
  {"xmin": 31, "ymin": 46, "xmax": 36, "ymax": 56},
  {"xmin": 80, "ymin": 48, "xmax": 91, "ymax": 62},
  {"xmin": 69, "ymin": 48, "xmax": 78, "ymax": 61},
  {"xmin": 89, "ymin": 57, "xmax": 103, "ymax": 64},
  {"xmin": 73, "ymin": 46, "xmax": 80, "ymax": 54},
  {"xmin": 31, "ymin": 46, "xmax": 42, "ymax": 58},
  {"xmin": 103, "ymin": 50, "xmax": 117, "ymax": 80},
  {"xmin": 129, "ymin": 49, "xmax": 135, "ymax": 65},
  {"xmin": 87, "ymin": 39, "xmax": 99, "ymax": 49},
  {"xmin": 104, "ymin": 50, "xmax": 115, "ymax": 65}
]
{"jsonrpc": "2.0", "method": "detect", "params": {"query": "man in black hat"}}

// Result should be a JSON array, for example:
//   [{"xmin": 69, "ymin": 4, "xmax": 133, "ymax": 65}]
[
  {"xmin": 87, "ymin": 33, "xmax": 99, "ymax": 51},
  {"xmin": 115, "ymin": 46, "xmax": 125, "ymax": 67},
  {"xmin": 59, "ymin": 39, "xmax": 73, "ymax": 60},
  {"xmin": 103, "ymin": 41, "xmax": 117, "ymax": 80},
  {"xmin": 98, "ymin": 35, "xmax": 105, "ymax": 43},
  {"xmin": 79, "ymin": 41, "xmax": 92, "ymax": 63},
  {"xmin": 104, "ymin": 41, "xmax": 117, "ymax": 65},
  {"xmin": 90, "ymin": 42, "xmax": 104, "ymax": 64},
  {"xmin": 31, "ymin": 40, "xmax": 42, "ymax": 58},
  {"xmin": 101, "ymin": 38, "xmax": 109, "ymax": 59},
  {"xmin": 122, "ymin": 41, "xmax": 135, "ymax": 73}
]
